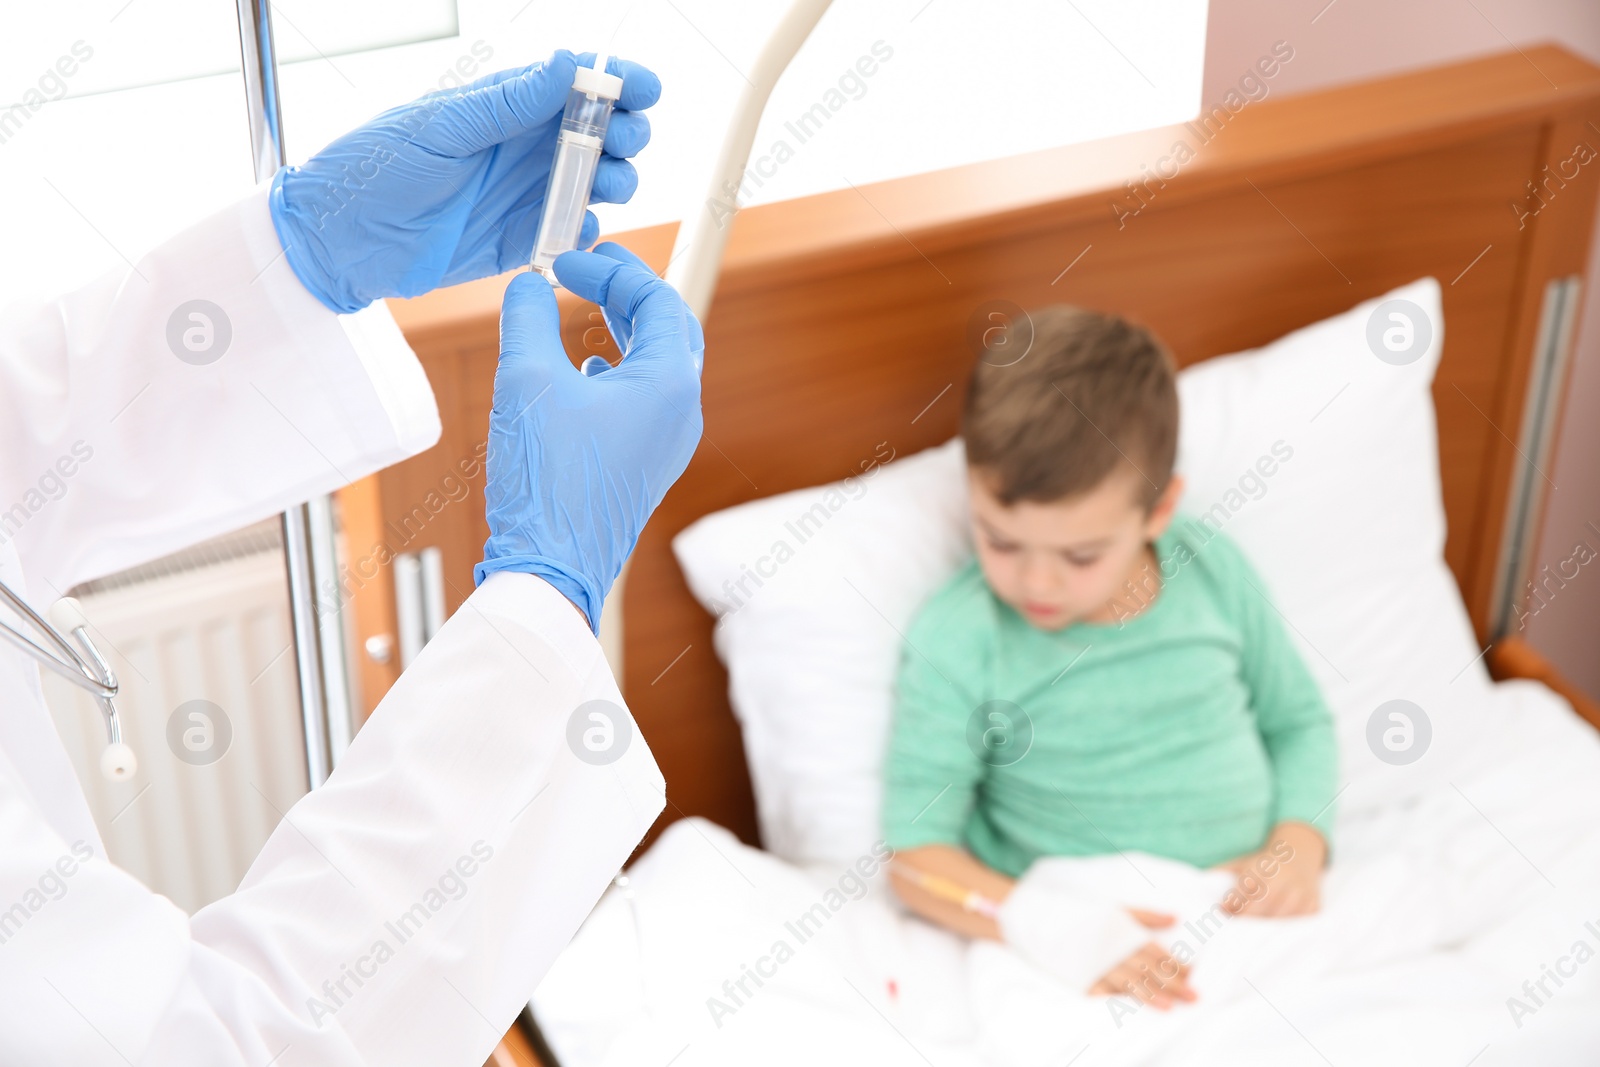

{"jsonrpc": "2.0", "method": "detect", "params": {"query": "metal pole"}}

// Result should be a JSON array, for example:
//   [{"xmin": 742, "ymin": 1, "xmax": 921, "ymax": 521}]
[
  {"xmin": 234, "ymin": 0, "xmax": 283, "ymax": 183},
  {"xmin": 233, "ymin": 0, "xmax": 353, "ymax": 788}
]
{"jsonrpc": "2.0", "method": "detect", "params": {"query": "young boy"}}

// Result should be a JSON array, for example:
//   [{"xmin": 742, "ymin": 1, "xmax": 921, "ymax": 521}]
[{"xmin": 882, "ymin": 306, "xmax": 1337, "ymax": 1009}]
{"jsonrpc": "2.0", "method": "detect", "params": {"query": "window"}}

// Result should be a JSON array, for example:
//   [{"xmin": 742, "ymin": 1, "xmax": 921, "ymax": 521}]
[{"xmin": 0, "ymin": 0, "xmax": 1207, "ymax": 298}]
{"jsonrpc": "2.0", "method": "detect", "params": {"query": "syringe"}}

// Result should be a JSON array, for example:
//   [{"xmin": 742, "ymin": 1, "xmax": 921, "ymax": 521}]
[{"xmin": 530, "ymin": 53, "xmax": 623, "ymax": 282}]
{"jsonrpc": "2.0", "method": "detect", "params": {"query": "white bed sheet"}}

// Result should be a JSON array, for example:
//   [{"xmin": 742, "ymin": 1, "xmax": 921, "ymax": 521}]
[{"xmin": 531, "ymin": 678, "xmax": 1600, "ymax": 1066}]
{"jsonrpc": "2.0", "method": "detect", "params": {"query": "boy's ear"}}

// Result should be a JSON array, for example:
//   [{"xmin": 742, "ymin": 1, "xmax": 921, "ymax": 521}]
[{"xmin": 1144, "ymin": 474, "xmax": 1184, "ymax": 539}]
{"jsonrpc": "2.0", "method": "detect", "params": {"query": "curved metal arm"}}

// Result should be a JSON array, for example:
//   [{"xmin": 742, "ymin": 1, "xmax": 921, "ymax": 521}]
[
  {"xmin": 602, "ymin": 0, "xmax": 835, "ymax": 676},
  {"xmin": 664, "ymin": 0, "xmax": 836, "ymax": 318}
]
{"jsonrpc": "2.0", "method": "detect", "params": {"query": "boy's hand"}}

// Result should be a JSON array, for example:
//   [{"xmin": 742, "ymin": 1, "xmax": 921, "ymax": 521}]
[
  {"xmin": 1217, "ymin": 821, "xmax": 1327, "ymax": 917},
  {"xmin": 1089, "ymin": 942, "xmax": 1196, "ymax": 1008}
]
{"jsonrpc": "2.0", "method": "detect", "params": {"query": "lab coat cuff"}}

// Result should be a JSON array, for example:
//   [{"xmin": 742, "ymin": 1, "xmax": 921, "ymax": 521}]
[
  {"xmin": 474, "ymin": 556, "xmax": 603, "ymax": 636},
  {"xmin": 471, "ymin": 569, "xmax": 607, "ymax": 675},
  {"xmin": 240, "ymin": 179, "xmax": 441, "ymax": 460}
]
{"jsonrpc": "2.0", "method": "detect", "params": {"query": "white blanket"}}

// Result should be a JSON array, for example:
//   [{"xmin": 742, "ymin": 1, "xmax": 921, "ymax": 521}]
[{"xmin": 532, "ymin": 680, "xmax": 1600, "ymax": 1066}]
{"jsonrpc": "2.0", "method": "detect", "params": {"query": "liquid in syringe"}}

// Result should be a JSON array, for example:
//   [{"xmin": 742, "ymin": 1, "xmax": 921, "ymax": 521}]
[{"xmin": 530, "ymin": 53, "xmax": 622, "ymax": 282}]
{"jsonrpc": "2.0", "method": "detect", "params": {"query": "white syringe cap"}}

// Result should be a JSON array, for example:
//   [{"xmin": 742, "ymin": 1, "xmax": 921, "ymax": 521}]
[{"xmin": 573, "ymin": 52, "xmax": 623, "ymax": 100}]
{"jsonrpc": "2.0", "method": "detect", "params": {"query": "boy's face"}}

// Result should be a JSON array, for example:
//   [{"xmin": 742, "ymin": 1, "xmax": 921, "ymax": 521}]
[{"xmin": 967, "ymin": 466, "xmax": 1183, "ymax": 630}]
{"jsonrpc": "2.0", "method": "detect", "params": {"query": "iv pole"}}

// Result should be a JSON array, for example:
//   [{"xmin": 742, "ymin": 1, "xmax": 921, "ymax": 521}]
[{"xmin": 232, "ymin": 0, "xmax": 354, "ymax": 790}]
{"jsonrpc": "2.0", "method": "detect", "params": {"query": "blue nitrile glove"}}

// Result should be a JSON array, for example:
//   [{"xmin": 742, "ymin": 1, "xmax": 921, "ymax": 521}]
[
  {"xmin": 474, "ymin": 243, "xmax": 705, "ymax": 632},
  {"xmin": 268, "ymin": 51, "xmax": 660, "ymax": 314}
]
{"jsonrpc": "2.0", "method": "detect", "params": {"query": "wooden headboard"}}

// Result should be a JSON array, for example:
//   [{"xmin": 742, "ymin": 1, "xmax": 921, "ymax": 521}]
[{"xmin": 378, "ymin": 46, "xmax": 1600, "ymax": 849}]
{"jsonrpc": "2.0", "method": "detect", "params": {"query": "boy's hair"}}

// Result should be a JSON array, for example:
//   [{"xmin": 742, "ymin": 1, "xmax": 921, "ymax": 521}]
[{"xmin": 961, "ymin": 305, "xmax": 1178, "ymax": 510}]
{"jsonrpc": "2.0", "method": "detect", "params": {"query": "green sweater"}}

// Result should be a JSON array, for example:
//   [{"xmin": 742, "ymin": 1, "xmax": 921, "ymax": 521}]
[{"xmin": 882, "ymin": 519, "xmax": 1337, "ymax": 877}]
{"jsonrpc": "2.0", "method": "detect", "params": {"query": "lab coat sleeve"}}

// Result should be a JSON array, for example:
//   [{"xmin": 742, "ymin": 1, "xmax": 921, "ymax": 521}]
[
  {"xmin": 0, "ymin": 181, "xmax": 440, "ymax": 597},
  {"xmin": 0, "ymin": 571, "xmax": 666, "ymax": 1067}
]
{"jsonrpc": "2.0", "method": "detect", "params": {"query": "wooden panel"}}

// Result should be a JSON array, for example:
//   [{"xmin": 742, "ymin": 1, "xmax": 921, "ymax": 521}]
[
  {"xmin": 484, "ymin": 1023, "xmax": 545, "ymax": 1067},
  {"xmin": 359, "ymin": 46, "xmax": 1600, "ymax": 848},
  {"xmin": 1469, "ymin": 109, "xmax": 1600, "ymax": 618},
  {"xmin": 337, "ymin": 472, "xmax": 398, "ymax": 720}
]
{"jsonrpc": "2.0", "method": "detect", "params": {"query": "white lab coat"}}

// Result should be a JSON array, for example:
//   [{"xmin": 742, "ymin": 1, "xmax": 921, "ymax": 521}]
[{"xmin": 0, "ymin": 186, "xmax": 665, "ymax": 1066}]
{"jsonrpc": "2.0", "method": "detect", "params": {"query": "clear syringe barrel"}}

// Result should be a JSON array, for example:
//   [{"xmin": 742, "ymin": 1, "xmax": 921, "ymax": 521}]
[{"xmin": 530, "ymin": 87, "xmax": 615, "ymax": 280}]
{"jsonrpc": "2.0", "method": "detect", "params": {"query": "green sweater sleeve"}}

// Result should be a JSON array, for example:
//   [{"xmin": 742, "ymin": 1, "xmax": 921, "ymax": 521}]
[
  {"xmin": 1220, "ymin": 537, "xmax": 1340, "ymax": 842},
  {"xmin": 881, "ymin": 576, "xmax": 990, "ymax": 852}
]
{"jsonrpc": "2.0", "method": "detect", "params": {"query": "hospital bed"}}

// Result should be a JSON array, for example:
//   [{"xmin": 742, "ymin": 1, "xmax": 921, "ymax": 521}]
[{"xmin": 366, "ymin": 44, "xmax": 1600, "ymax": 1066}]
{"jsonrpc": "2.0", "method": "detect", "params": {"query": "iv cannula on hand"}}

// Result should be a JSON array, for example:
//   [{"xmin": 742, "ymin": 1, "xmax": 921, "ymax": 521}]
[{"xmin": 530, "ymin": 52, "xmax": 623, "ymax": 282}]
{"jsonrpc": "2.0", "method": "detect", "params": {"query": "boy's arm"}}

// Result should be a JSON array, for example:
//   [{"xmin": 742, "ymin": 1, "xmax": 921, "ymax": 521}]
[
  {"xmin": 889, "ymin": 843, "xmax": 1013, "ymax": 940},
  {"xmin": 879, "ymin": 609, "xmax": 995, "ymax": 936},
  {"xmin": 1232, "ymin": 560, "xmax": 1340, "ymax": 847},
  {"xmin": 878, "ymin": 637, "xmax": 1021, "ymax": 940},
  {"xmin": 888, "ymin": 845, "xmax": 1181, "ymax": 940},
  {"xmin": 1219, "ymin": 541, "xmax": 1338, "ymax": 915},
  {"xmin": 891, "ymin": 842, "xmax": 1192, "ymax": 1007},
  {"xmin": 879, "ymin": 649, "xmax": 986, "ymax": 854}
]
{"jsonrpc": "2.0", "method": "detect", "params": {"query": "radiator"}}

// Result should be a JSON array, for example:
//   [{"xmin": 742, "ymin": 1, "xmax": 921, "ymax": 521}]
[{"xmin": 42, "ymin": 528, "xmax": 310, "ymax": 915}]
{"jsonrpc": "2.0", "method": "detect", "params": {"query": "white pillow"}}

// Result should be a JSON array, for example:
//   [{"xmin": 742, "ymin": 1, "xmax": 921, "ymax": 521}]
[
  {"xmin": 673, "ymin": 277, "xmax": 1493, "ymax": 867},
  {"xmin": 672, "ymin": 440, "xmax": 972, "ymax": 864},
  {"xmin": 1172, "ymin": 277, "xmax": 1497, "ymax": 819}
]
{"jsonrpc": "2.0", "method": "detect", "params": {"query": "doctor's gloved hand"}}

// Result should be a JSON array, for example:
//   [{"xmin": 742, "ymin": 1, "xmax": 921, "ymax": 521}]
[
  {"xmin": 268, "ymin": 51, "xmax": 660, "ymax": 314},
  {"xmin": 474, "ymin": 244, "xmax": 704, "ymax": 632}
]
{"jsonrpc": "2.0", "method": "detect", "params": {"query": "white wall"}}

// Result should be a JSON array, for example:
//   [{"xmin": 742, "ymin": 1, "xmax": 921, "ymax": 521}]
[
  {"xmin": 1204, "ymin": 0, "xmax": 1600, "ymax": 699},
  {"xmin": 0, "ymin": 1, "xmax": 1209, "ymax": 301}
]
